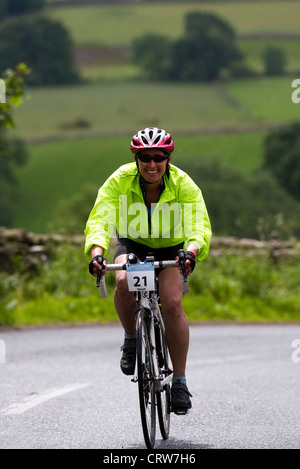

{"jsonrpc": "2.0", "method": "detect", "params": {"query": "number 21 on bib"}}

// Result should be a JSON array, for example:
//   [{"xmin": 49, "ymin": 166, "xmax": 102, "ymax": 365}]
[{"xmin": 126, "ymin": 263, "xmax": 155, "ymax": 291}]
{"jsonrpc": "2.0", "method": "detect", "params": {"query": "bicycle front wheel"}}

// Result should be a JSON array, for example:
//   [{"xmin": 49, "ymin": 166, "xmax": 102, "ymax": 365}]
[
  {"xmin": 155, "ymin": 317, "xmax": 171, "ymax": 439},
  {"xmin": 136, "ymin": 308, "xmax": 156, "ymax": 449}
]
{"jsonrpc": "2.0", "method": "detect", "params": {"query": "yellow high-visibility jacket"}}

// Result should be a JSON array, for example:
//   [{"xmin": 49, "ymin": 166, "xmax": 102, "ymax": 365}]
[{"xmin": 84, "ymin": 163, "xmax": 212, "ymax": 262}]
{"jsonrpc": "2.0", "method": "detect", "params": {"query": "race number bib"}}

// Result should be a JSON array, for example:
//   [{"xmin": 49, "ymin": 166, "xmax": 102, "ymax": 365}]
[{"xmin": 127, "ymin": 263, "xmax": 155, "ymax": 292}]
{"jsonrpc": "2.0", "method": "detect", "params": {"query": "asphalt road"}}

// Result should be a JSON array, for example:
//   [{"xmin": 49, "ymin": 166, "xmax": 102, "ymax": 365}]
[{"xmin": 0, "ymin": 323, "xmax": 300, "ymax": 450}]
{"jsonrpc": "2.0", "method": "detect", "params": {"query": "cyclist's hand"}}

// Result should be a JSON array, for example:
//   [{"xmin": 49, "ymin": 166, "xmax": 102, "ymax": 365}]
[
  {"xmin": 89, "ymin": 255, "xmax": 107, "ymax": 277},
  {"xmin": 176, "ymin": 250, "xmax": 196, "ymax": 277},
  {"xmin": 185, "ymin": 251, "xmax": 196, "ymax": 275}
]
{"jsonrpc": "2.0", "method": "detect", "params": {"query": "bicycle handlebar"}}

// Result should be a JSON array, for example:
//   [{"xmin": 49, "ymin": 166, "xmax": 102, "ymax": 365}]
[{"xmin": 98, "ymin": 258, "xmax": 189, "ymax": 298}]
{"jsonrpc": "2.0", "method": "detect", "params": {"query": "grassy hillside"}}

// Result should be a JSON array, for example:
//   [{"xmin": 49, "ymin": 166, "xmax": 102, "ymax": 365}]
[
  {"xmin": 7, "ymin": 1, "xmax": 300, "ymax": 237},
  {"xmin": 46, "ymin": 1, "xmax": 300, "ymax": 47},
  {"xmin": 13, "ymin": 77, "xmax": 299, "ymax": 142},
  {"xmin": 13, "ymin": 81, "xmax": 250, "ymax": 141},
  {"xmin": 44, "ymin": 1, "xmax": 300, "ymax": 81},
  {"xmin": 13, "ymin": 131, "xmax": 265, "ymax": 233},
  {"xmin": 239, "ymin": 38, "xmax": 300, "ymax": 74}
]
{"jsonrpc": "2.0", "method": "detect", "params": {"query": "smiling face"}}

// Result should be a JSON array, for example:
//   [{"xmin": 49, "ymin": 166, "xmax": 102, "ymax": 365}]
[{"xmin": 136, "ymin": 149, "xmax": 170, "ymax": 185}]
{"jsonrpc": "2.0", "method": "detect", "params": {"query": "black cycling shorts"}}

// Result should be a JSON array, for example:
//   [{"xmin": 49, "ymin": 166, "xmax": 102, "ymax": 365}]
[{"xmin": 114, "ymin": 236, "xmax": 184, "ymax": 262}]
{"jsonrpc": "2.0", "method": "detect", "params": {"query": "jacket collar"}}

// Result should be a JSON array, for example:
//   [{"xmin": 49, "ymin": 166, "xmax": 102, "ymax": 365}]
[{"xmin": 130, "ymin": 170, "xmax": 176, "ymax": 203}]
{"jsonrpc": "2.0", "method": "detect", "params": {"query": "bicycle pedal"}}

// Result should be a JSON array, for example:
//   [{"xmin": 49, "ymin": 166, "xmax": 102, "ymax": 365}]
[{"xmin": 131, "ymin": 377, "xmax": 138, "ymax": 383}]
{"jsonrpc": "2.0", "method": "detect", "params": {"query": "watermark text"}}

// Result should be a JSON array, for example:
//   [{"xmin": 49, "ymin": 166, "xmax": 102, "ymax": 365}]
[
  {"xmin": 291, "ymin": 79, "xmax": 300, "ymax": 103},
  {"xmin": 0, "ymin": 79, "xmax": 6, "ymax": 103},
  {"xmin": 95, "ymin": 196, "xmax": 206, "ymax": 240},
  {"xmin": 291, "ymin": 339, "xmax": 300, "ymax": 363},
  {"xmin": 0, "ymin": 339, "xmax": 6, "ymax": 364}
]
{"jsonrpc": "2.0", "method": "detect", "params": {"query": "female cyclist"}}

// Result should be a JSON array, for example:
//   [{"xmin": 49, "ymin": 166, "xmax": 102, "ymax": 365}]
[{"xmin": 85, "ymin": 127, "xmax": 212, "ymax": 413}]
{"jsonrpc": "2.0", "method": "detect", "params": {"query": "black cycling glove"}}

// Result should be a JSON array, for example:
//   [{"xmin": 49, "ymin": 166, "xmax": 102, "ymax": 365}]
[
  {"xmin": 89, "ymin": 255, "xmax": 105, "ymax": 276},
  {"xmin": 185, "ymin": 251, "xmax": 196, "ymax": 272}
]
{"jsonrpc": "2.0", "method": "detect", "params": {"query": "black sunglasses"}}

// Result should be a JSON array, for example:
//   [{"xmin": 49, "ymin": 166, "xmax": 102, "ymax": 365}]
[{"xmin": 137, "ymin": 154, "xmax": 169, "ymax": 164}]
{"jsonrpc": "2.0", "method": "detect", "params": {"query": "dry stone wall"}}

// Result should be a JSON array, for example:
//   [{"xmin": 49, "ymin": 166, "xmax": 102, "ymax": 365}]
[{"xmin": 0, "ymin": 227, "xmax": 299, "ymax": 274}]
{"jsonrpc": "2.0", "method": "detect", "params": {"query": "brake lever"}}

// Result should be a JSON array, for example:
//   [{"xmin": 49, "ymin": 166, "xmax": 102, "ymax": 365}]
[
  {"xmin": 178, "ymin": 249, "xmax": 188, "ymax": 283},
  {"xmin": 96, "ymin": 269, "xmax": 101, "ymax": 288}
]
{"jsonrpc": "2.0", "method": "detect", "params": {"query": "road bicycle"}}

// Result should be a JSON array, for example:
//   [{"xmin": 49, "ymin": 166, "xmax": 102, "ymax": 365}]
[{"xmin": 97, "ymin": 249, "xmax": 189, "ymax": 449}]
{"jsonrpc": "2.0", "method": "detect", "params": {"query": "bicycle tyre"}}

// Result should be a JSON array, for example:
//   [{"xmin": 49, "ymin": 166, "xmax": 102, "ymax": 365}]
[
  {"xmin": 155, "ymin": 316, "xmax": 171, "ymax": 439},
  {"xmin": 136, "ymin": 308, "xmax": 156, "ymax": 449}
]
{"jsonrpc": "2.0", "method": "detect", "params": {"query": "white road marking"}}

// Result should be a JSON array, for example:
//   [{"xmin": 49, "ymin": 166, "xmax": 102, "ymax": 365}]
[{"xmin": 1, "ymin": 383, "xmax": 90, "ymax": 415}]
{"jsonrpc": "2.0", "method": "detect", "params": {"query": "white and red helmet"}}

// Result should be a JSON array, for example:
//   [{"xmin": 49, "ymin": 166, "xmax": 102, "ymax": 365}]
[{"xmin": 130, "ymin": 127, "xmax": 174, "ymax": 154}]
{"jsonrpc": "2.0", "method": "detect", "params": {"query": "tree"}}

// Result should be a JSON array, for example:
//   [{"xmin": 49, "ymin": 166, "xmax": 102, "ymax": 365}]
[
  {"xmin": 131, "ymin": 34, "xmax": 172, "ymax": 81},
  {"xmin": 263, "ymin": 46, "xmax": 287, "ymax": 76},
  {"xmin": 263, "ymin": 121, "xmax": 300, "ymax": 201},
  {"xmin": 172, "ymin": 11, "xmax": 243, "ymax": 81},
  {"xmin": 0, "ymin": 63, "xmax": 30, "ymax": 128},
  {"xmin": 131, "ymin": 11, "xmax": 243, "ymax": 82},
  {"xmin": 0, "ymin": 16, "xmax": 79, "ymax": 86}
]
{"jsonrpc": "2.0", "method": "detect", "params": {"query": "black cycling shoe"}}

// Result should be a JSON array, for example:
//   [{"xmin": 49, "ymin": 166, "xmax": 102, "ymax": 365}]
[
  {"xmin": 171, "ymin": 381, "xmax": 192, "ymax": 415},
  {"xmin": 120, "ymin": 338, "xmax": 136, "ymax": 375}
]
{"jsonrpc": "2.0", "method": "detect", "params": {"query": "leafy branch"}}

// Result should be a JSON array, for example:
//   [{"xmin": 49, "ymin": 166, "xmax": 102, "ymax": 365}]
[{"xmin": 0, "ymin": 63, "xmax": 31, "ymax": 128}]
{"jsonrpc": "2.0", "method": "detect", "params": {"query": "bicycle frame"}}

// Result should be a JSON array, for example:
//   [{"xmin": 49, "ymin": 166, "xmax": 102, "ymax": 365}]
[
  {"xmin": 132, "ymin": 289, "xmax": 173, "ymax": 391},
  {"xmin": 98, "ymin": 256, "xmax": 187, "ymax": 390}
]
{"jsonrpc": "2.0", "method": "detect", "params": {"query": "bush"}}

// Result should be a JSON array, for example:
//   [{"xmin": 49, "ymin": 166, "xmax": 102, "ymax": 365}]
[
  {"xmin": 263, "ymin": 46, "xmax": 287, "ymax": 76},
  {"xmin": 0, "ymin": 131, "xmax": 28, "ymax": 225},
  {"xmin": 1, "ymin": 244, "xmax": 300, "ymax": 326},
  {"xmin": 131, "ymin": 34, "xmax": 172, "ymax": 81},
  {"xmin": 263, "ymin": 121, "xmax": 300, "ymax": 201},
  {"xmin": 177, "ymin": 158, "xmax": 300, "ymax": 240},
  {"xmin": 187, "ymin": 253, "xmax": 300, "ymax": 322}
]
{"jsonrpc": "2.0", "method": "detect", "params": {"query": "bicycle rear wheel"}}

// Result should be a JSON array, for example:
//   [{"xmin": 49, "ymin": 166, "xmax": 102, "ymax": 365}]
[
  {"xmin": 155, "ymin": 316, "xmax": 171, "ymax": 439},
  {"xmin": 136, "ymin": 308, "xmax": 156, "ymax": 449}
]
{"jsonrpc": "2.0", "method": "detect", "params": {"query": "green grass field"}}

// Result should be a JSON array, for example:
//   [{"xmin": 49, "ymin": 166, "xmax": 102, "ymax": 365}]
[
  {"xmin": 13, "ymin": 77, "xmax": 299, "ymax": 142},
  {"xmin": 238, "ymin": 38, "xmax": 300, "ymax": 74},
  {"xmin": 13, "ymin": 131, "xmax": 265, "ymax": 233},
  {"xmin": 44, "ymin": 1, "xmax": 300, "ymax": 81},
  {"xmin": 46, "ymin": 1, "xmax": 300, "ymax": 47},
  {"xmin": 14, "ymin": 81, "xmax": 249, "ymax": 140}
]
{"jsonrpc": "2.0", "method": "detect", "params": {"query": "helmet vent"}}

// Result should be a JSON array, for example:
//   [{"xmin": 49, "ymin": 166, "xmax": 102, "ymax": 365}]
[
  {"xmin": 149, "ymin": 130, "xmax": 153, "ymax": 139},
  {"xmin": 154, "ymin": 136, "xmax": 161, "ymax": 144},
  {"xmin": 141, "ymin": 136, "xmax": 148, "ymax": 144}
]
